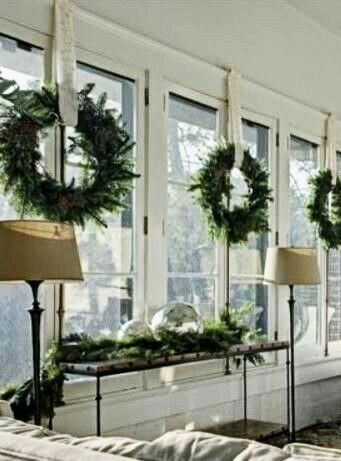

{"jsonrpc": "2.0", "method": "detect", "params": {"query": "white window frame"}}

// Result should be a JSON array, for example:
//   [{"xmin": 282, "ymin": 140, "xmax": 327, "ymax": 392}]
[
  {"xmin": 54, "ymin": 47, "xmax": 146, "ymax": 336},
  {"xmin": 284, "ymin": 126, "xmax": 324, "ymax": 360},
  {"xmin": 240, "ymin": 108, "xmax": 278, "ymax": 343},
  {"xmin": 159, "ymin": 81, "xmax": 227, "ymax": 319},
  {"xmin": 327, "ymin": 141, "xmax": 341, "ymax": 354},
  {"xmin": 3, "ymin": 1, "xmax": 341, "ymax": 396},
  {"xmin": 0, "ymin": 30, "xmax": 56, "ymax": 360}
]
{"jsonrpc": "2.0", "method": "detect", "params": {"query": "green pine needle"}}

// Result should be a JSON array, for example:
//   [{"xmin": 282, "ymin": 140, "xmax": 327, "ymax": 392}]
[
  {"xmin": 188, "ymin": 140, "xmax": 272, "ymax": 244},
  {"xmin": 0, "ymin": 76, "xmax": 139, "ymax": 228}
]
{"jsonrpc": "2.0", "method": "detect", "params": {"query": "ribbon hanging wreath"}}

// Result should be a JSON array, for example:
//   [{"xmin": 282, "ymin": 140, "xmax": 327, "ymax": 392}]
[
  {"xmin": 189, "ymin": 140, "xmax": 272, "ymax": 245},
  {"xmin": 0, "ymin": 77, "xmax": 138, "ymax": 227},
  {"xmin": 307, "ymin": 169, "xmax": 341, "ymax": 250}
]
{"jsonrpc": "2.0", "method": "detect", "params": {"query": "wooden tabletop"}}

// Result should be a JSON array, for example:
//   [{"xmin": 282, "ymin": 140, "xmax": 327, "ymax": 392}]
[{"xmin": 60, "ymin": 340, "xmax": 289, "ymax": 377}]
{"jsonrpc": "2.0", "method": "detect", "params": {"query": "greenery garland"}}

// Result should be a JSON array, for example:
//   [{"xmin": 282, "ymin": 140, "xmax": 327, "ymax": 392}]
[
  {"xmin": 0, "ymin": 308, "xmax": 263, "ymax": 422},
  {"xmin": 0, "ymin": 78, "xmax": 138, "ymax": 227},
  {"xmin": 307, "ymin": 169, "xmax": 341, "ymax": 249},
  {"xmin": 189, "ymin": 141, "xmax": 272, "ymax": 244}
]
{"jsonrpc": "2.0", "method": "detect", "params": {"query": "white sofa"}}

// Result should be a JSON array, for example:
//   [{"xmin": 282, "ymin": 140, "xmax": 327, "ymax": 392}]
[{"xmin": 0, "ymin": 417, "xmax": 341, "ymax": 461}]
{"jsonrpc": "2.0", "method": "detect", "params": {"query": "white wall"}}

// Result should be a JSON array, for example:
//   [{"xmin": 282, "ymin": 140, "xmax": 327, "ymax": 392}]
[{"xmin": 1, "ymin": 0, "xmax": 341, "ymax": 439}]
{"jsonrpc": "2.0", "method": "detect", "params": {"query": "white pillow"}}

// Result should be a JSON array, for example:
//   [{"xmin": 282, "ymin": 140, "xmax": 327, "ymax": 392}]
[
  {"xmin": 284, "ymin": 443, "xmax": 341, "ymax": 460},
  {"xmin": 0, "ymin": 417, "xmax": 148, "ymax": 458},
  {"xmin": 60, "ymin": 435, "xmax": 149, "ymax": 458},
  {"xmin": 234, "ymin": 443, "xmax": 288, "ymax": 461},
  {"xmin": 0, "ymin": 416, "xmax": 54, "ymax": 438},
  {"xmin": 138, "ymin": 430, "xmax": 287, "ymax": 461},
  {"xmin": 0, "ymin": 432, "xmax": 135, "ymax": 461}
]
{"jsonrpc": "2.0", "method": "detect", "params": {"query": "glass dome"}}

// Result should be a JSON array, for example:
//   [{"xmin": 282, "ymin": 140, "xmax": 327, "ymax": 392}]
[{"xmin": 151, "ymin": 302, "xmax": 203, "ymax": 333}]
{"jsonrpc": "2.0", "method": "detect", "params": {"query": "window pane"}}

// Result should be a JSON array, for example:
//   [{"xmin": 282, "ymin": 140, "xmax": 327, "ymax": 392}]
[
  {"xmin": 289, "ymin": 135, "xmax": 320, "ymax": 345},
  {"xmin": 230, "ymin": 120, "xmax": 270, "ymax": 335},
  {"xmin": 0, "ymin": 35, "xmax": 43, "ymax": 386},
  {"xmin": 167, "ymin": 277, "xmax": 216, "ymax": 318},
  {"xmin": 65, "ymin": 276, "xmax": 133, "ymax": 337},
  {"xmin": 167, "ymin": 94, "xmax": 217, "ymax": 318},
  {"xmin": 74, "ymin": 209, "xmax": 133, "ymax": 274},
  {"xmin": 328, "ymin": 152, "xmax": 341, "ymax": 342},
  {"xmin": 290, "ymin": 136, "xmax": 318, "ymax": 247},
  {"xmin": 168, "ymin": 94, "xmax": 216, "ymax": 182},
  {"xmin": 64, "ymin": 64, "xmax": 136, "ymax": 338},
  {"xmin": 168, "ymin": 183, "xmax": 216, "ymax": 274}
]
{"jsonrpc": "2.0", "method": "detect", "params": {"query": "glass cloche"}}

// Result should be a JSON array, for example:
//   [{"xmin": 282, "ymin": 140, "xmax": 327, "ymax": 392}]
[
  {"xmin": 151, "ymin": 302, "xmax": 203, "ymax": 333},
  {"xmin": 117, "ymin": 319, "xmax": 152, "ymax": 340}
]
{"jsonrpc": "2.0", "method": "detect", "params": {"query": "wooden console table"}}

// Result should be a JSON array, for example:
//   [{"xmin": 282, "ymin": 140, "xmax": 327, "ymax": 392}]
[{"xmin": 61, "ymin": 340, "xmax": 290, "ymax": 440}]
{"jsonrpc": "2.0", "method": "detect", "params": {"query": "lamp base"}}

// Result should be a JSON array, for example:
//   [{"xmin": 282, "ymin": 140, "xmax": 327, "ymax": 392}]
[{"xmin": 27, "ymin": 280, "xmax": 44, "ymax": 426}]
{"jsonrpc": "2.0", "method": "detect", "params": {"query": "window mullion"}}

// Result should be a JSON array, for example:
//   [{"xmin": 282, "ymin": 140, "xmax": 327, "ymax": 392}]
[{"xmin": 145, "ymin": 71, "xmax": 168, "ymax": 319}]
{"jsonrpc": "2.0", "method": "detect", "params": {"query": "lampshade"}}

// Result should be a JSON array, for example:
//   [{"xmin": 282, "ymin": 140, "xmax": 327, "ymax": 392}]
[
  {"xmin": 264, "ymin": 247, "xmax": 320, "ymax": 286},
  {"xmin": 0, "ymin": 220, "xmax": 83, "ymax": 282}
]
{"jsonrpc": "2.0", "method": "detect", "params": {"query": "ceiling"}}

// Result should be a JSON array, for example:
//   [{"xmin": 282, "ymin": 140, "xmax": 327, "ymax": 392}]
[
  {"xmin": 286, "ymin": 0, "xmax": 341, "ymax": 38},
  {"xmin": 72, "ymin": 0, "xmax": 341, "ymax": 117},
  {"xmin": 75, "ymin": 0, "xmax": 341, "ymax": 41}
]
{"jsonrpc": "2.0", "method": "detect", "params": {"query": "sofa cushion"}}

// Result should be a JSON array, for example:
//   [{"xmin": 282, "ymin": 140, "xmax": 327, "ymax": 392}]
[
  {"xmin": 284, "ymin": 443, "xmax": 341, "ymax": 460},
  {"xmin": 0, "ymin": 416, "xmax": 54, "ymax": 438},
  {"xmin": 0, "ymin": 432, "xmax": 136, "ymax": 461},
  {"xmin": 51, "ymin": 435, "xmax": 148, "ymax": 458},
  {"xmin": 137, "ymin": 429, "xmax": 288, "ymax": 461},
  {"xmin": 0, "ymin": 417, "xmax": 148, "ymax": 458}
]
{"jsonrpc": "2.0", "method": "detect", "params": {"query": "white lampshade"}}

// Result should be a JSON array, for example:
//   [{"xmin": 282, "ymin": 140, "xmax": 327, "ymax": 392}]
[
  {"xmin": 264, "ymin": 247, "xmax": 320, "ymax": 286},
  {"xmin": 0, "ymin": 220, "xmax": 83, "ymax": 282}
]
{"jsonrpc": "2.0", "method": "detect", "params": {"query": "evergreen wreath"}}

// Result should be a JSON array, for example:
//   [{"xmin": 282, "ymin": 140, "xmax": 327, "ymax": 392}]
[
  {"xmin": 0, "ymin": 77, "xmax": 138, "ymax": 227},
  {"xmin": 307, "ymin": 169, "xmax": 341, "ymax": 249},
  {"xmin": 189, "ymin": 140, "xmax": 272, "ymax": 244}
]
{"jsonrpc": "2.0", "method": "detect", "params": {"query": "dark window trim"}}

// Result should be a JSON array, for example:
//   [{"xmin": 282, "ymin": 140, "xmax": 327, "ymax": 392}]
[
  {"xmin": 0, "ymin": 32, "xmax": 43, "ymax": 52},
  {"xmin": 169, "ymin": 92, "xmax": 217, "ymax": 115},
  {"xmin": 242, "ymin": 118, "xmax": 269, "ymax": 130},
  {"xmin": 77, "ymin": 60, "xmax": 135, "ymax": 84},
  {"xmin": 290, "ymin": 134, "xmax": 318, "ymax": 149}
]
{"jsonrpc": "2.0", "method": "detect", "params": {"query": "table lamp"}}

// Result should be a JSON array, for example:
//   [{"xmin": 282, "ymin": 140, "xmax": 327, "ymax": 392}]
[
  {"xmin": 264, "ymin": 247, "xmax": 320, "ymax": 441},
  {"xmin": 0, "ymin": 220, "xmax": 83, "ymax": 426}
]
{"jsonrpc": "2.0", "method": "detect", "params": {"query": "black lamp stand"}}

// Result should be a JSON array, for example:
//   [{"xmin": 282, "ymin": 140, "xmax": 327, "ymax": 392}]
[
  {"xmin": 288, "ymin": 284, "xmax": 296, "ymax": 442},
  {"xmin": 27, "ymin": 280, "xmax": 44, "ymax": 426}
]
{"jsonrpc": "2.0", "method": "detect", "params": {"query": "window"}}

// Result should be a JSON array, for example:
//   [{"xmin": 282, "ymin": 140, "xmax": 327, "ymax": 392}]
[
  {"xmin": 0, "ymin": 35, "xmax": 43, "ymax": 386},
  {"xmin": 328, "ymin": 152, "xmax": 341, "ymax": 342},
  {"xmin": 167, "ymin": 94, "xmax": 218, "ymax": 318},
  {"xmin": 229, "ymin": 120, "xmax": 270, "ymax": 335},
  {"xmin": 64, "ymin": 63, "xmax": 136, "ymax": 338},
  {"xmin": 289, "ymin": 135, "xmax": 320, "ymax": 345}
]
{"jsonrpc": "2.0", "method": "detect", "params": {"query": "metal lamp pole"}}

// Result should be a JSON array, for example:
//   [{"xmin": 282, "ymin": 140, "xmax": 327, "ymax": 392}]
[
  {"xmin": 288, "ymin": 284, "xmax": 296, "ymax": 442},
  {"xmin": 27, "ymin": 280, "xmax": 44, "ymax": 426}
]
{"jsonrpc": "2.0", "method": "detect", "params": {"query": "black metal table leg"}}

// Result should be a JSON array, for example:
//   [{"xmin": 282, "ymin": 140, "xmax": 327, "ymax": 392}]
[
  {"xmin": 48, "ymin": 391, "xmax": 54, "ymax": 431},
  {"xmin": 225, "ymin": 356, "xmax": 230, "ymax": 375},
  {"xmin": 243, "ymin": 355, "xmax": 247, "ymax": 423},
  {"xmin": 286, "ymin": 347, "xmax": 290, "ymax": 441},
  {"xmin": 96, "ymin": 375, "xmax": 102, "ymax": 436}
]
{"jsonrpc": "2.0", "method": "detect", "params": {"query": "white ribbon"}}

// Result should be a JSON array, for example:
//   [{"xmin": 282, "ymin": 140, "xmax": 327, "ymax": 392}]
[
  {"xmin": 227, "ymin": 67, "xmax": 243, "ymax": 168},
  {"xmin": 53, "ymin": 0, "xmax": 78, "ymax": 127},
  {"xmin": 326, "ymin": 113, "xmax": 337, "ymax": 184}
]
